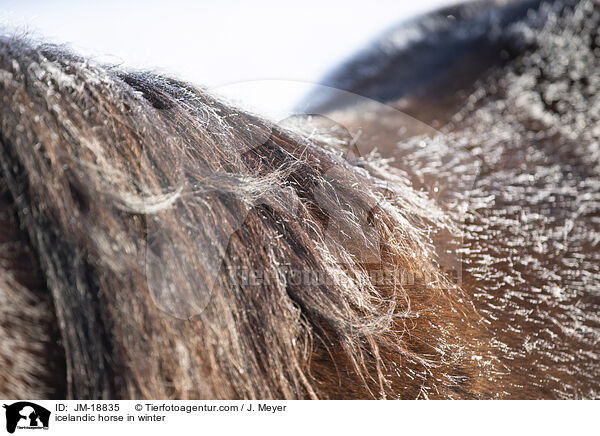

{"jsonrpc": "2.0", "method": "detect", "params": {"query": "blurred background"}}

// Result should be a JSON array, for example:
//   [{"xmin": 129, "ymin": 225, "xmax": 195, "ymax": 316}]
[{"xmin": 1, "ymin": 0, "xmax": 455, "ymax": 116}]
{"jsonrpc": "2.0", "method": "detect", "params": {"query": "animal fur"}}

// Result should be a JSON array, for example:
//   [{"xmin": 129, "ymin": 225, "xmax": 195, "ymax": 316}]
[{"xmin": 0, "ymin": 0, "xmax": 598, "ymax": 399}]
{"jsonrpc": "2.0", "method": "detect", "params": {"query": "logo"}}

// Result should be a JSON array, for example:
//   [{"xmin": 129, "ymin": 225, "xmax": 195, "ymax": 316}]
[{"xmin": 2, "ymin": 402, "xmax": 50, "ymax": 434}]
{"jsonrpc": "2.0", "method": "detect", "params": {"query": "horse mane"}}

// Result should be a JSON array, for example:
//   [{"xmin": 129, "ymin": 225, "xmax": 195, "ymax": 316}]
[
  {"xmin": 1, "ymin": 0, "xmax": 599, "ymax": 399},
  {"xmin": 0, "ymin": 35, "xmax": 488, "ymax": 399}
]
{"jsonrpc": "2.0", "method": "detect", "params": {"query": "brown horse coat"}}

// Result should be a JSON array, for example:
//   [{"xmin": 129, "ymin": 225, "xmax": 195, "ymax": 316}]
[{"xmin": 0, "ymin": 0, "xmax": 598, "ymax": 399}]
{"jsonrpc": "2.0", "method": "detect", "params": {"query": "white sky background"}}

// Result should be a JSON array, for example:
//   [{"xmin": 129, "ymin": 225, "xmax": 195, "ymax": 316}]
[{"xmin": 1, "ymin": 0, "xmax": 455, "ymax": 117}]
